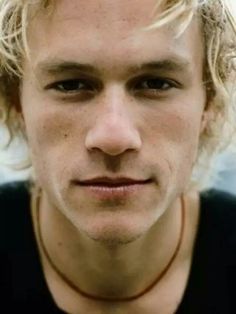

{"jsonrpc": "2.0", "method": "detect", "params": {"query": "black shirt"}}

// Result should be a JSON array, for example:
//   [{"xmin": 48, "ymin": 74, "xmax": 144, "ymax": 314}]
[{"xmin": 1, "ymin": 181, "xmax": 236, "ymax": 313}]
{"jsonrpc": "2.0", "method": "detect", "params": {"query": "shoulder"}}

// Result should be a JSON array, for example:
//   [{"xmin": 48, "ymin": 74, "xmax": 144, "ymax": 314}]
[
  {"xmin": 199, "ymin": 189, "xmax": 236, "ymax": 262},
  {"xmin": 0, "ymin": 180, "xmax": 31, "ymax": 218},
  {"xmin": 0, "ymin": 180, "xmax": 30, "ymax": 202},
  {"xmin": 200, "ymin": 189, "xmax": 236, "ymax": 229},
  {"xmin": 201, "ymin": 188, "xmax": 236, "ymax": 207},
  {"xmin": 0, "ymin": 180, "xmax": 30, "ymax": 223},
  {"xmin": 0, "ymin": 180, "xmax": 31, "ymax": 249}
]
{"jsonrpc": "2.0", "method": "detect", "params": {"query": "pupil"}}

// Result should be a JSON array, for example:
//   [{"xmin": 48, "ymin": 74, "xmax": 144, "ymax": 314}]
[
  {"xmin": 147, "ymin": 80, "xmax": 164, "ymax": 89},
  {"xmin": 62, "ymin": 81, "xmax": 82, "ymax": 91}
]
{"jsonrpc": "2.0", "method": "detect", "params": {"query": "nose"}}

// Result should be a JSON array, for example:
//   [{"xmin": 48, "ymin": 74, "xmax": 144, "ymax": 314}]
[{"xmin": 85, "ymin": 90, "xmax": 142, "ymax": 156}]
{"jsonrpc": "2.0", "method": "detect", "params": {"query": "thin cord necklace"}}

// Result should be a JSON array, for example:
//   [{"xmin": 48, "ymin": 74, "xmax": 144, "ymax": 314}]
[{"xmin": 32, "ymin": 187, "xmax": 185, "ymax": 302}]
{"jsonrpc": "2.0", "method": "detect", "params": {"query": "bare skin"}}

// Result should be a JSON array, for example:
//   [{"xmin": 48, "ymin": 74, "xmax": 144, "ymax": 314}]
[
  {"xmin": 20, "ymin": 0, "xmax": 209, "ymax": 312},
  {"xmin": 31, "ymin": 190, "xmax": 200, "ymax": 313}
]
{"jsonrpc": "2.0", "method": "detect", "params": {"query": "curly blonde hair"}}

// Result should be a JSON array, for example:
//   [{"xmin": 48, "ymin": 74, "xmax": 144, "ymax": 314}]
[{"xmin": 0, "ymin": 0, "xmax": 235, "ymax": 189}]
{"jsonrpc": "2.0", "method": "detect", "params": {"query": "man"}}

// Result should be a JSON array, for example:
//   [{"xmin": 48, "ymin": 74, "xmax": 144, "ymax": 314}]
[{"xmin": 1, "ymin": 0, "xmax": 236, "ymax": 313}]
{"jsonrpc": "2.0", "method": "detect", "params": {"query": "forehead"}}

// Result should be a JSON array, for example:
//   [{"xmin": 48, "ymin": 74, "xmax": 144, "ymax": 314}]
[
  {"xmin": 27, "ymin": 0, "xmax": 203, "ymax": 73},
  {"xmin": 35, "ymin": 0, "xmax": 159, "ymax": 34},
  {"xmin": 50, "ymin": 0, "xmax": 156, "ymax": 28}
]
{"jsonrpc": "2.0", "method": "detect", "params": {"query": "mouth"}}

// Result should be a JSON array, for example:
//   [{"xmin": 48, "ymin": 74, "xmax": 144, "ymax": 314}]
[
  {"xmin": 72, "ymin": 177, "xmax": 153, "ymax": 200},
  {"xmin": 76, "ymin": 177, "xmax": 153, "ymax": 187}
]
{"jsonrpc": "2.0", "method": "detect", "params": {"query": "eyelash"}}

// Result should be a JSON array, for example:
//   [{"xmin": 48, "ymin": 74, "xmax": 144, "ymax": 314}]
[
  {"xmin": 45, "ymin": 76, "xmax": 179, "ymax": 98},
  {"xmin": 46, "ymin": 79, "xmax": 96, "ymax": 93},
  {"xmin": 131, "ymin": 77, "xmax": 179, "ymax": 95}
]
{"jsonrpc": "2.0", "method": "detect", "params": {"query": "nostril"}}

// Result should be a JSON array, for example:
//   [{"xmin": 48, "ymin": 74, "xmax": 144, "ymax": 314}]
[{"xmin": 85, "ymin": 125, "xmax": 142, "ymax": 156}]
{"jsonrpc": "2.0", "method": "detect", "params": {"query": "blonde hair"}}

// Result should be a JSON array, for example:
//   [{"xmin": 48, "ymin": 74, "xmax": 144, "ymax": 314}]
[{"xmin": 0, "ymin": 0, "xmax": 235, "ymax": 189}]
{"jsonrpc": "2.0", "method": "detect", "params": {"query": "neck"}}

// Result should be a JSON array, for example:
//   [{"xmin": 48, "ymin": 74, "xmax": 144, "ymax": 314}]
[{"xmin": 32, "ymin": 188, "xmax": 186, "ymax": 300}]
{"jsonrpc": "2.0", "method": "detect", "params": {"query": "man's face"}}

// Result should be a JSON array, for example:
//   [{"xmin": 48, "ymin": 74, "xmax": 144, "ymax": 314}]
[{"xmin": 21, "ymin": 0, "xmax": 207, "ymax": 243}]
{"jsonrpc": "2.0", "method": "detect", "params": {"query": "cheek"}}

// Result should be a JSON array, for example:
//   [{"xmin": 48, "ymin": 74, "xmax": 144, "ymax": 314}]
[
  {"xmin": 25, "ymin": 106, "xmax": 86, "ymax": 154},
  {"xmin": 35, "ymin": 115, "xmax": 72, "ymax": 149},
  {"xmin": 143, "ymin": 106, "xmax": 203, "ymax": 182},
  {"xmin": 144, "ymin": 106, "xmax": 202, "ymax": 148},
  {"xmin": 164, "ymin": 110, "xmax": 202, "ymax": 166},
  {"xmin": 23, "ymin": 105, "xmax": 88, "ymax": 182},
  {"xmin": 162, "ymin": 109, "xmax": 203, "ymax": 185}
]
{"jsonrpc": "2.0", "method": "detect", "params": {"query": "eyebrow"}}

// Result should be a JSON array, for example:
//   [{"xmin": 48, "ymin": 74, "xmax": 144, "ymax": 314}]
[
  {"xmin": 137, "ymin": 59, "xmax": 191, "ymax": 73},
  {"xmin": 36, "ymin": 60, "xmax": 99, "ymax": 76},
  {"xmin": 35, "ymin": 57, "xmax": 191, "ymax": 77}
]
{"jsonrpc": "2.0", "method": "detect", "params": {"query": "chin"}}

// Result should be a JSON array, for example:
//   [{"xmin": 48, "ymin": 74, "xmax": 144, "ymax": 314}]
[
  {"xmin": 88, "ymin": 232, "xmax": 141, "ymax": 247},
  {"xmin": 79, "ymin": 213, "xmax": 150, "ymax": 247},
  {"xmin": 56, "ymin": 185, "xmax": 164, "ymax": 247}
]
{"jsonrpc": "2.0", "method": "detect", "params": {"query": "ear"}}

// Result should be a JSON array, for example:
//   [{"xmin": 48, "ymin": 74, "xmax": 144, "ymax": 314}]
[
  {"xmin": 9, "ymin": 81, "xmax": 27, "ymax": 134},
  {"xmin": 10, "ymin": 80, "xmax": 22, "ymax": 113},
  {"xmin": 200, "ymin": 103, "xmax": 214, "ymax": 134}
]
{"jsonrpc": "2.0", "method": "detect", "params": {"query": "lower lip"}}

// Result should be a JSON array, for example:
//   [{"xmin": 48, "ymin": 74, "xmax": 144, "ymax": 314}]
[{"xmin": 76, "ymin": 183, "xmax": 150, "ymax": 201}]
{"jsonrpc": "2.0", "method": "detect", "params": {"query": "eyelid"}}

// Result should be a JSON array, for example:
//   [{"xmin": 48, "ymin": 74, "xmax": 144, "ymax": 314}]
[
  {"xmin": 44, "ymin": 77, "xmax": 102, "ymax": 92},
  {"xmin": 127, "ymin": 75, "xmax": 181, "ymax": 90}
]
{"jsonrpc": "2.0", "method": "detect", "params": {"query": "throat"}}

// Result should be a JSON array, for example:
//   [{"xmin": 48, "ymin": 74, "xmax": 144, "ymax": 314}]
[{"xmin": 31, "ymin": 186, "xmax": 186, "ymax": 302}]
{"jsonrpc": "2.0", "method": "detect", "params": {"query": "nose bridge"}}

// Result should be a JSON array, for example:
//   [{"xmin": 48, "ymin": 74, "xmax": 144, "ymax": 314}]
[
  {"xmin": 100, "ymin": 85, "xmax": 130, "ymax": 128},
  {"xmin": 85, "ymin": 85, "xmax": 142, "ymax": 155}
]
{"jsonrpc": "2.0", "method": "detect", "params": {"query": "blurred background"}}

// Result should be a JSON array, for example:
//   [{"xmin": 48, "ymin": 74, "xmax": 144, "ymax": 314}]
[{"xmin": 0, "ymin": 0, "xmax": 235, "ymax": 194}]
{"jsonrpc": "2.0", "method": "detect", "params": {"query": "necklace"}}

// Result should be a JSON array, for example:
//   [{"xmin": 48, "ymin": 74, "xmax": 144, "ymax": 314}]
[{"xmin": 32, "ymin": 186, "xmax": 185, "ymax": 302}]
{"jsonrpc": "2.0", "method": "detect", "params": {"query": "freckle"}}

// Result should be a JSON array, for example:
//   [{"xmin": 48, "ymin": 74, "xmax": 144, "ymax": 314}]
[
  {"xmin": 63, "ymin": 133, "xmax": 68, "ymax": 138},
  {"xmin": 57, "ymin": 242, "xmax": 63, "ymax": 247}
]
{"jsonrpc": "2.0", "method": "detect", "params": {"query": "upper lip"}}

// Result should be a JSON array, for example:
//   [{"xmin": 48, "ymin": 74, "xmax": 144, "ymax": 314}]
[{"xmin": 75, "ymin": 177, "xmax": 152, "ymax": 186}]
